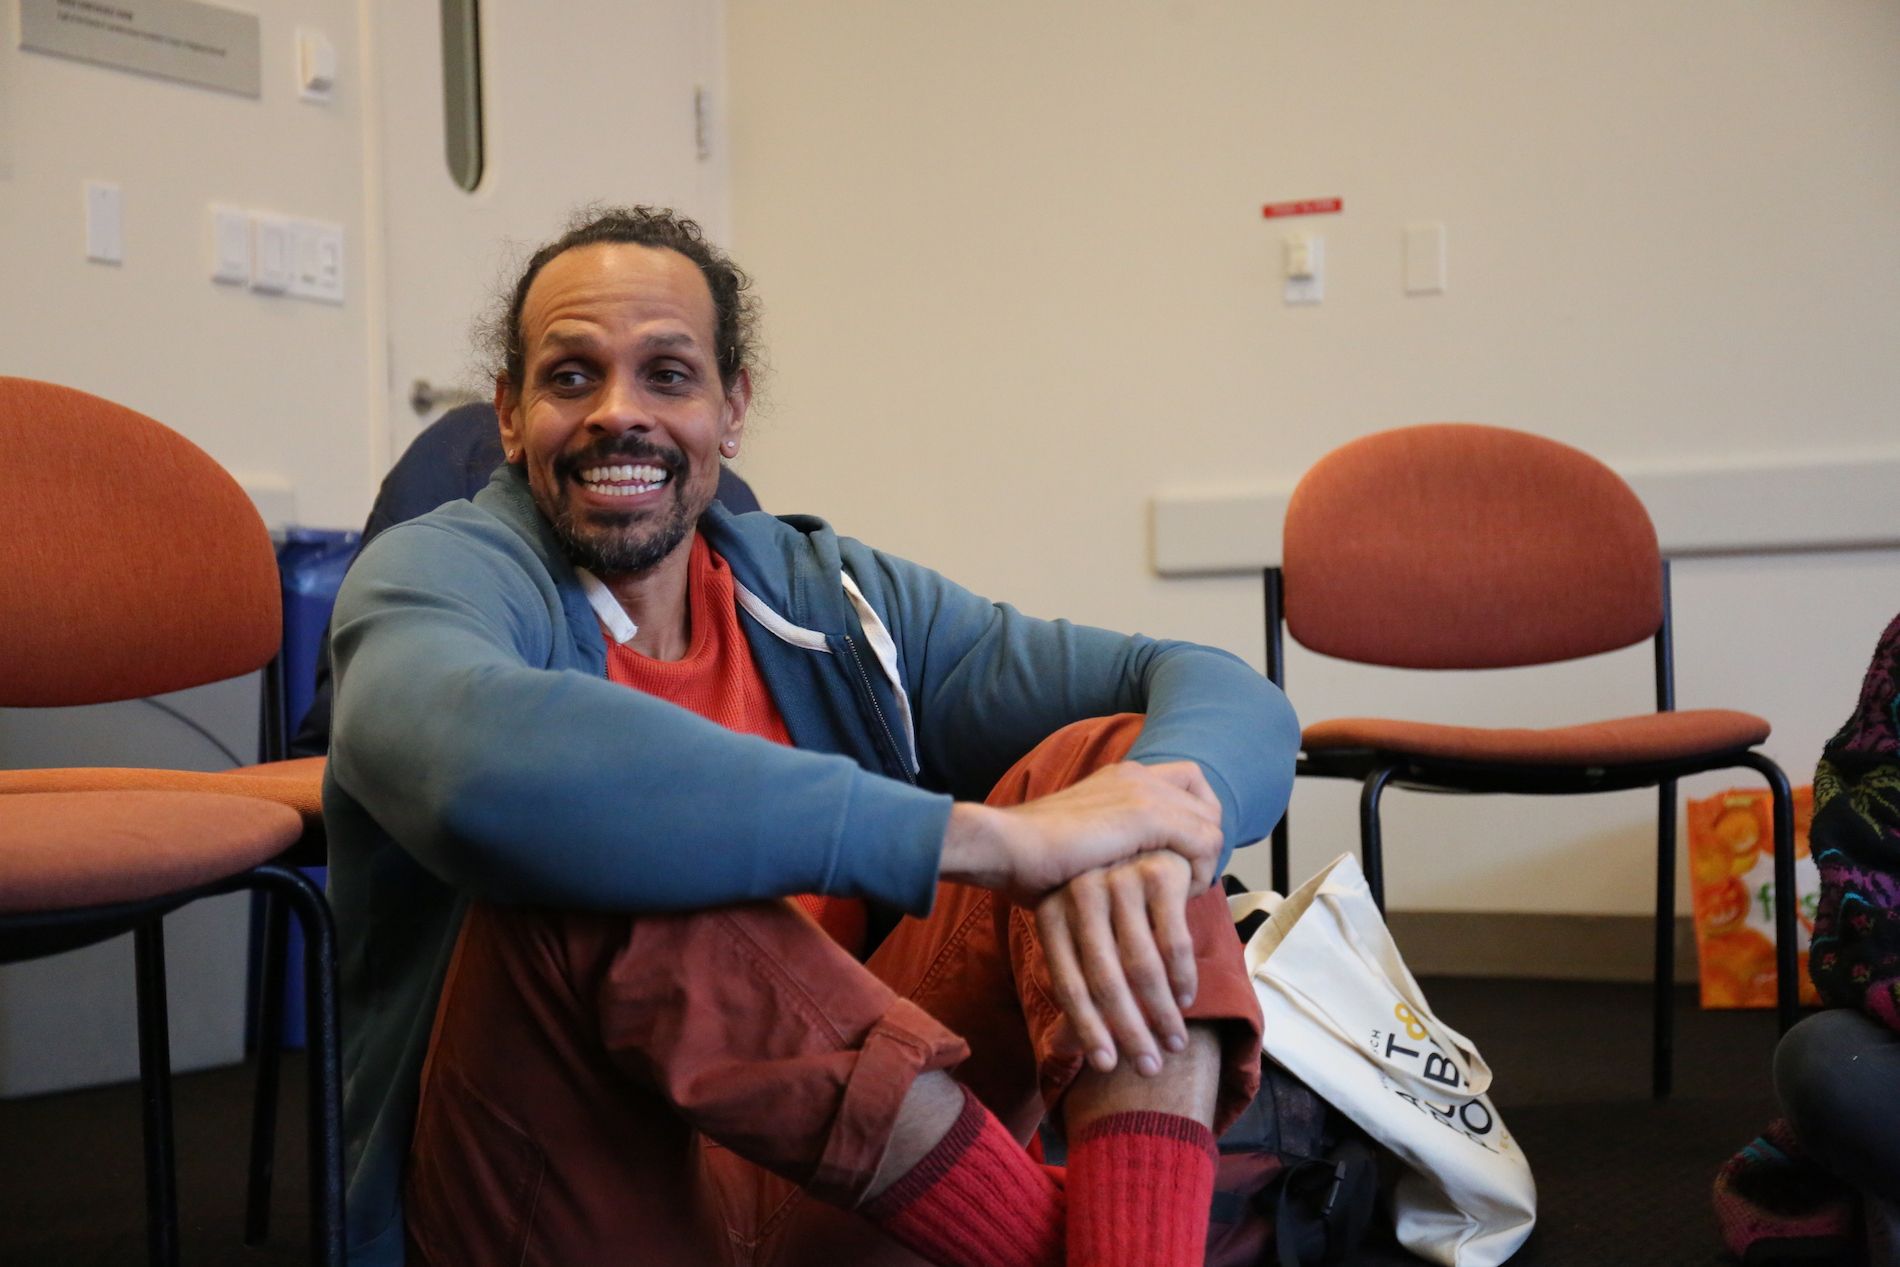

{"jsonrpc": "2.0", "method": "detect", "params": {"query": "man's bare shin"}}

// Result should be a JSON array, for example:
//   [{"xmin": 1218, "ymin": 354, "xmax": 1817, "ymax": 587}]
[
  {"xmin": 1063, "ymin": 1023, "xmax": 1221, "ymax": 1135},
  {"xmin": 862, "ymin": 1069, "xmax": 968, "ymax": 1201}
]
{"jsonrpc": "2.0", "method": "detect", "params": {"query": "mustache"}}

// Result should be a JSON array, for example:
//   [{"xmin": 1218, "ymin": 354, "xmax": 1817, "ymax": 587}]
[{"xmin": 553, "ymin": 435, "xmax": 688, "ymax": 483}]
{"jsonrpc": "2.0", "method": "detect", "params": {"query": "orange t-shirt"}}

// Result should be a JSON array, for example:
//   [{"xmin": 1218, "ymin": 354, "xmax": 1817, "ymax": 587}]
[{"xmin": 602, "ymin": 535, "xmax": 867, "ymax": 956}]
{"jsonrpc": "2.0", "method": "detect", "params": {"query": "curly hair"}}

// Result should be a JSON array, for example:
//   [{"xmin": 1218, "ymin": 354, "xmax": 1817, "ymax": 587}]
[{"xmin": 482, "ymin": 205, "xmax": 760, "ymax": 391}]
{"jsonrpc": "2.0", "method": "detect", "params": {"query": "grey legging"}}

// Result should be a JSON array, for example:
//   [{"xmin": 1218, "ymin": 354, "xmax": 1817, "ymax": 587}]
[{"xmin": 1774, "ymin": 1007, "xmax": 1900, "ymax": 1257}]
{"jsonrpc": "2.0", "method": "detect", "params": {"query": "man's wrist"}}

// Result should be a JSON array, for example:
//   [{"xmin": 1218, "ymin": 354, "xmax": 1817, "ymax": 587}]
[{"xmin": 940, "ymin": 802, "xmax": 1013, "ymax": 892}]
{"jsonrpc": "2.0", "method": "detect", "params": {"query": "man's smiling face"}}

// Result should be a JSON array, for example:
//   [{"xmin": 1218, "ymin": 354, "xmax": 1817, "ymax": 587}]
[{"xmin": 498, "ymin": 242, "xmax": 749, "ymax": 579}]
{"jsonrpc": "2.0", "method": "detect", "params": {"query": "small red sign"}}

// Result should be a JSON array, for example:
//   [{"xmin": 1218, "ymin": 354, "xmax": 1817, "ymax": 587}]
[{"xmin": 1261, "ymin": 198, "xmax": 1343, "ymax": 219}]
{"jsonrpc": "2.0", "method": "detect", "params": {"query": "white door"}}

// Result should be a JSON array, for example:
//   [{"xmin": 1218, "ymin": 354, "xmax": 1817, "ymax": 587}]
[{"xmin": 368, "ymin": 0, "xmax": 726, "ymax": 464}]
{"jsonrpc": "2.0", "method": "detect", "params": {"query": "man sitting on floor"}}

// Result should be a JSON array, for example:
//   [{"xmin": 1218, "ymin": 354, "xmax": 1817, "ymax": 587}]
[{"xmin": 325, "ymin": 205, "xmax": 1299, "ymax": 1266}]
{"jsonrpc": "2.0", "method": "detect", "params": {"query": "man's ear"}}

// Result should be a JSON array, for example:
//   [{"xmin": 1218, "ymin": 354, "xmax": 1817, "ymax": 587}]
[
  {"xmin": 721, "ymin": 369, "xmax": 753, "ymax": 457},
  {"xmin": 494, "ymin": 377, "xmax": 524, "ymax": 464}
]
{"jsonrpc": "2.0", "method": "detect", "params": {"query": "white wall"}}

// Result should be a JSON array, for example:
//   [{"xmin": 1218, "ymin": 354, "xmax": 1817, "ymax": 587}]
[
  {"xmin": 2, "ymin": 1, "xmax": 1893, "ymax": 920},
  {"xmin": 0, "ymin": 0, "xmax": 377, "ymax": 528},
  {"xmin": 0, "ymin": 0, "xmax": 728, "ymax": 1089},
  {"xmin": 726, "ymin": 1, "xmax": 1900, "ymax": 915}
]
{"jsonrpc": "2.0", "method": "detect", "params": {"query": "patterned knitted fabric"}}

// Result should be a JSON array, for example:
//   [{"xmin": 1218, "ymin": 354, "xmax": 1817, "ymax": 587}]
[
  {"xmin": 1712, "ymin": 1119, "xmax": 1856, "ymax": 1263},
  {"xmin": 1809, "ymin": 612, "xmax": 1900, "ymax": 1032}
]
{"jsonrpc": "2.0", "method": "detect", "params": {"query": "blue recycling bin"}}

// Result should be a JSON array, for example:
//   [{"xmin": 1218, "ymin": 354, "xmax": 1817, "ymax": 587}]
[
  {"xmin": 258, "ymin": 527, "xmax": 360, "ymax": 1049},
  {"xmin": 278, "ymin": 527, "xmax": 362, "ymax": 738}
]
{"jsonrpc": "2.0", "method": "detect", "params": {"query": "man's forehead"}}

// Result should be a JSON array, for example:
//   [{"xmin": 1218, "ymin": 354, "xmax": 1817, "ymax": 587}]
[
  {"xmin": 535, "ymin": 325, "xmax": 700, "ymax": 353},
  {"xmin": 522, "ymin": 243, "xmax": 713, "ymax": 332}
]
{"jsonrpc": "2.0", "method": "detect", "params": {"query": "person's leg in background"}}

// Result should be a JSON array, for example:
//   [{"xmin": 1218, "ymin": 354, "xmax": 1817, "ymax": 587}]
[{"xmin": 1775, "ymin": 1009, "xmax": 1900, "ymax": 1264}]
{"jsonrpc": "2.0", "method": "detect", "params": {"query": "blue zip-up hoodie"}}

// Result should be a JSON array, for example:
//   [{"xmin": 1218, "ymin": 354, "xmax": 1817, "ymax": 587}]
[{"xmin": 325, "ymin": 464, "xmax": 1298, "ymax": 1264}]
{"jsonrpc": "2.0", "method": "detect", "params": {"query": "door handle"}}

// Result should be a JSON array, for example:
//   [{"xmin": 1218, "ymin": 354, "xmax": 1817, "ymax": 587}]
[{"xmin": 409, "ymin": 378, "xmax": 486, "ymax": 416}]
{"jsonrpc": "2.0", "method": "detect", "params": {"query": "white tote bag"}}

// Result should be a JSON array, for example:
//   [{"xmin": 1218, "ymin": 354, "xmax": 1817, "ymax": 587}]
[{"xmin": 1233, "ymin": 853, "xmax": 1536, "ymax": 1267}]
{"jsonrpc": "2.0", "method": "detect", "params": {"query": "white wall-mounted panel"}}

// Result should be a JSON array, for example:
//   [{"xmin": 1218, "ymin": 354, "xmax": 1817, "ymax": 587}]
[{"xmin": 1153, "ymin": 452, "xmax": 1900, "ymax": 575}]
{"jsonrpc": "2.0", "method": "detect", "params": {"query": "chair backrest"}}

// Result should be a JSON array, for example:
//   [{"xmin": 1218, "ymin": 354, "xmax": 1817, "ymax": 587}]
[
  {"xmin": 1281, "ymin": 423, "xmax": 1662, "ymax": 670},
  {"xmin": 0, "ymin": 377, "xmax": 281, "ymax": 706}
]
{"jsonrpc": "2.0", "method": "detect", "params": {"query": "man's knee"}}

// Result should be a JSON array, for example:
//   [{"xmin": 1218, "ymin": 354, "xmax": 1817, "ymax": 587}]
[{"xmin": 985, "ymin": 713, "xmax": 1146, "ymax": 807}]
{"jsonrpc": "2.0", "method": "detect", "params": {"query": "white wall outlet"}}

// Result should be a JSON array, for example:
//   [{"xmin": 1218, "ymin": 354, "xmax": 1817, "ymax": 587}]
[
  {"xmin": 1283, "ymin": 232, "xmax": 1323, "ymax": 305},
  {"xmin": 211, "ymin": 206, "xmax": 251, "ymax": 284},
  {"xmin": 85, "ymin": 180, "xmax": 123, "ymax": 265},
  {"xmin": 251, "ymin": 215, "xmax": 293, "ymax": 293}
]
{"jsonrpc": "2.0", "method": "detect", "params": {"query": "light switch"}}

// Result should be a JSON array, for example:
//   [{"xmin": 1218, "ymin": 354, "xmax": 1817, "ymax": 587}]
[
  {"xmin": 297, "ymin": 27, "xmax": 337, "ymax": 101},
  {"xmin": 1283, "ymin": 233, "xmax": 1323, "ymax": 305},
  {"xmin": 252, "ymin": 215, "xmax": 293, "ymax": 293},
  {"xmin": 288, "ymin": 218, "xmax": 345, "ymax": 303},
  {"xmin": 211, "ymin": 206, "xmax": 251, "ymax": 284},
  {"xmin": 313, "ymin": 226, "xmax": 345, "ymax": 302},
  {"xmin": 1404, "ymin": 222, "xmax": 1446, "ymax": 295},
  {"xmin": 1285, "ymin": 234, "xmax": 1315, "ymax": 280},
  {"xmin": 85, "ymin": 181, "xmax": 123, "ymax": 265}
]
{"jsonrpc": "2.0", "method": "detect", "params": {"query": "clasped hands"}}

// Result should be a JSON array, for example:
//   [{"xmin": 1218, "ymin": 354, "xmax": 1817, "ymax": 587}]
[{"xmin": 939, "ymin": 761, "xmax": 1223, "ymax": 1078}]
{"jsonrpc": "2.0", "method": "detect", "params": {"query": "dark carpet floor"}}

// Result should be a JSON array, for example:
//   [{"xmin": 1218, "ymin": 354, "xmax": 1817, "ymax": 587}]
[{"xmin": 0, "ymin": 977, "xmax": 1784, "ymax": 1266}]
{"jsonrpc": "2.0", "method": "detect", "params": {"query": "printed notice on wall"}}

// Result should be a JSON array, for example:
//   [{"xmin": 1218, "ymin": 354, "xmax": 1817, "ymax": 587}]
[{"xmin": 19, "ymin": 0, "xmax": 261, "ymax": 98}]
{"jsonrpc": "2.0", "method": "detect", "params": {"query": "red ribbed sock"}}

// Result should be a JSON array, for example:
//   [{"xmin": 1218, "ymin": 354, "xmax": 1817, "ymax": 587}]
[
  {"xmin": 1066, "ymin": 1110, "xmax": 1216, "ymax": 1267},
  {"xmin": 860, "ymin": 1085, "xmax": 1064, "ymax": 1267}
]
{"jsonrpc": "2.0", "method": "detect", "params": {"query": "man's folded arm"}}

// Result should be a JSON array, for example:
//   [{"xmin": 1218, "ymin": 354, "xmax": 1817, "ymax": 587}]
[
  {"xmin": 328, "ymin": 524, "xmax": 952, "ymax": 915},
  {"xmin": 864, "ymin": 546, "xmax": 1299, "ymax": 874}
]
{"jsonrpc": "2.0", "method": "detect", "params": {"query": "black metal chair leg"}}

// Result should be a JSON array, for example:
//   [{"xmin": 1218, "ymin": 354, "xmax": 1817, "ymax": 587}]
[
  {"xmin": 1736, "ymin": 751, "xmax": 1801, "ymax": 1033},
  {"xmin": 133, "ymin": 919, "xmax": 181, "ymax": 1267},
  {"xmin": 1359, "ymin": 766, "xmax": 1397, "ymax": 913},
  {"xmin": 256, "ymin": 865, "xmax": 344, "ymax": 1267},
  {"xmin": 1652, "ymin": 778, "xmax": 1678, "ymax": 1099},
  {"xmin": 246, "ymin": 890, "xmax": 289, "ymax": 1243},
  {"xmin": 1271, "ymin": 812, "xmax": 1290, "ymax": 897}
]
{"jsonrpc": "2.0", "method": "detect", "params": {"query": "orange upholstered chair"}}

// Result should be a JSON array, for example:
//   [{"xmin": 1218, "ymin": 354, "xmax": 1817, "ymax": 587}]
[
  {"xmin": 0, "ymin": 376, "xmax": 341, "ymax": 1264},
  {"xmin": 1263, "ymin": 423, "xmax": 1797, "ymax": 1098}
]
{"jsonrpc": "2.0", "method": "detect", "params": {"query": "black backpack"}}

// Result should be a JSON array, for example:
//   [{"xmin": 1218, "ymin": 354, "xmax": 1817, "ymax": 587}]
[
  {"xmin": 1206, "ymin": 1061, "xmax": 1379, "ymax": 1266},
  {"xmin": 1205, "ymin": 877, "xmax": 1379, "ymax": 1266}
]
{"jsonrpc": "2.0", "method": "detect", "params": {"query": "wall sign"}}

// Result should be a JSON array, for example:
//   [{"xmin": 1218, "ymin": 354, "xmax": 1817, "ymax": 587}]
[
  {"xmin": 1262, "ymin": 198, "xmax": 1343, "ymax": 219},
  {"xmin": 20, "ymin": 0, "xmax": 262, "ymax": 98}
]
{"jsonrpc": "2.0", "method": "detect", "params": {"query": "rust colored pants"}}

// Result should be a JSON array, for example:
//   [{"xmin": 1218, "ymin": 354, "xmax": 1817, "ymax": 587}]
[{"xmin": 404, "ymin": 715, "xmax": 1264, "ymax": 1266}]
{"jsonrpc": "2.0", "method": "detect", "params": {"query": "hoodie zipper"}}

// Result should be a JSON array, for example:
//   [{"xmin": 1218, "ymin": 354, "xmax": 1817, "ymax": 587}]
[{"xmin": 843, "ymin": 633, "xmax": 916, "ymax": 785}]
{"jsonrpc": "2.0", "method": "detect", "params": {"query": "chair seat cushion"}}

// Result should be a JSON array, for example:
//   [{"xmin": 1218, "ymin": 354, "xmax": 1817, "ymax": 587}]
[
  {"xmin": 1301, "ymin": 708, "xmax": 1771, "ymax": 767},
  {"xmin": 0, "ymin": 757, "xmax": 326, "ymax": 826},
  {"xmin": 0, "ymin": 791, "xmax": 303, "ymax": 913}
]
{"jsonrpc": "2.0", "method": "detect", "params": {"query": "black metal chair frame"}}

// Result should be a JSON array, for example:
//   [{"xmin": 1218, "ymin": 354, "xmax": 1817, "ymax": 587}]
[
  {"xmin": 0, "ymin": 861, "xmax": 342, "ymax": 1267},
  {"xmin": 244, "ymin": 652, "xmax": 335, "ymax": 1249},
  {"xmin": 1263, "ymin": 560, "xmax": 1799, "ymax": 1098}
]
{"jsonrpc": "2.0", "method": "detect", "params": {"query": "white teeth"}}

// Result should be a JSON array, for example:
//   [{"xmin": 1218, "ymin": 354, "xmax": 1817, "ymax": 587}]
[{"xmin": 578, "ymin": 463, "xmax": 670, "ymax": 489}]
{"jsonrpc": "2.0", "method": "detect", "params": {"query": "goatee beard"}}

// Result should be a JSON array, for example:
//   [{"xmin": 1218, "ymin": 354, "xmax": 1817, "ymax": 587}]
[
  {"xmin": 551, "ymin": 493, "xmax": 695, "ymax": 577},
  {"xmin": 543, "ymin": 436, "xmax": 696, "ymax": 577}
]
